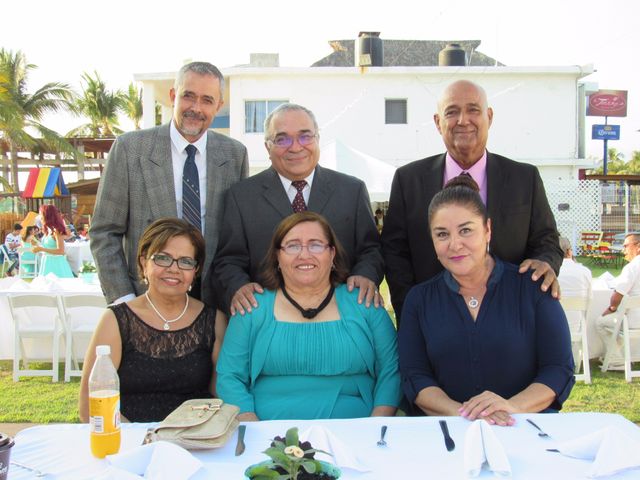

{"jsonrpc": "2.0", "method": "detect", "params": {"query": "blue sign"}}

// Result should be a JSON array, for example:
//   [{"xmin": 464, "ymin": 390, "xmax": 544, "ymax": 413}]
[{"xmin": 592, "ymin": 124, "xmax": 620, "ymax": 140}]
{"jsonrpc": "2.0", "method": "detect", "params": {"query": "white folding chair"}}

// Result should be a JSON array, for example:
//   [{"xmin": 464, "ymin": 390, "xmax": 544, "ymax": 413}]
[
  {"xmin": 600, "ymin": 295, "xmax": 640, "ymax": 382},
  {"xmin": 61, "ymin": 294, "xmax": 107, "ymax": 382},
  {"xmin": 7, "ymin": 294, "xmax": 66, "ymax": 382},
  {"xmin": 17, "ymin": 246, "xmax": 38, "ymax": 279},
  {"xmin": 560, "ymin": 295, "xmax": 591, "ymax": 384}
]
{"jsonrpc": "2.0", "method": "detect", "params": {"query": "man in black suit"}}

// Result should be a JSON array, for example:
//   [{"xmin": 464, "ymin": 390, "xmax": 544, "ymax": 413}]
[
  {"xmin": 213, "ymin": 103, "xmax": 383, "ymax": 315},
  {"xmin": 382, "ymin": 80, "xmax": 563, "ymax": 323}
]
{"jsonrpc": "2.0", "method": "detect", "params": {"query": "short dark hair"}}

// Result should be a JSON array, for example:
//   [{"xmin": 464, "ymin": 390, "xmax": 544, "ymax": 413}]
[
  {"xmin": 136, "ymin": 217, "xmax": 205, "ymax": 279},
  {"xmin": 13, "ymin": 223, "xmax": 22, "ymax": 230},
  {"xmin": 428, "ymin": 175, "xmax": 488, "ymax": 226},
  {"xmin": 260, "ymin": 212, "xmax": 349, "ymax": 290}
]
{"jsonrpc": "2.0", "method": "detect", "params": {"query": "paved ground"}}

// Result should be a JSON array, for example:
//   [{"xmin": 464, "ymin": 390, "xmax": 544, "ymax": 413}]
[{"xmin": 0, "ymin": 423, "xmax": 39, "ymax": 437}]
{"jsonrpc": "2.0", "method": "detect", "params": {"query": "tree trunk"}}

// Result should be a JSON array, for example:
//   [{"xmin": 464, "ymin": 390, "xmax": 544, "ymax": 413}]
[{"xmin": 10, "ymin": 144, "xmax": 19, "ymax": 192}]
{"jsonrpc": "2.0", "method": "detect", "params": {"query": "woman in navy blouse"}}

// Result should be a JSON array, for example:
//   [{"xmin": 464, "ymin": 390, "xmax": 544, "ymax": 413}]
[{"xmin": 398, "ymin": 175, "xmax": 574, "ymax": 426}]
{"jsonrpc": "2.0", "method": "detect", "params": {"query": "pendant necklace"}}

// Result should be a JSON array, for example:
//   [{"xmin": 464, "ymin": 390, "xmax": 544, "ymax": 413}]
[
  {"xmin": 145, "ymin": 291, "xmax": 189, "ymax": 330},
  {"xmin": 467, "ymin": 297, "xmax": 480, "ymax": 309},
  {"xmin": 282, "ymin": 285, "xmax": 335, "ymax": 319}
]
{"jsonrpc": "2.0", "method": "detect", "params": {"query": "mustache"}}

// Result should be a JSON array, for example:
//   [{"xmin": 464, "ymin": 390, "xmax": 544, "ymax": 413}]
[{"xmin": 182, "ymin": 110, "xmax": 206, "ymax": 121}]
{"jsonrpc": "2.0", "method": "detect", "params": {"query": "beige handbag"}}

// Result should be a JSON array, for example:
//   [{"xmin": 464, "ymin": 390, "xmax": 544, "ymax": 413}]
[{"xmin": 143, "ymin": 398, "xmax": 239, "ymax": 450}]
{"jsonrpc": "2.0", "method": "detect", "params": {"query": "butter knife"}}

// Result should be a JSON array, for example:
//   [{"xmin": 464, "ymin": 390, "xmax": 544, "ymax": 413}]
[
  {"xmin": 235, "ymin": 424, "xmax": 247, "ymax": 456},
  {"xmin": 439, "ymin": 420, "xmax": 455, "ymax": 452}
]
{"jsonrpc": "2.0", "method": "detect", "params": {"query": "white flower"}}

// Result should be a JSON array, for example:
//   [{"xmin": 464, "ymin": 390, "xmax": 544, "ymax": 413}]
[{"xmin": 284, "ymin": 445, "xmax": 304, "ymax": 458}]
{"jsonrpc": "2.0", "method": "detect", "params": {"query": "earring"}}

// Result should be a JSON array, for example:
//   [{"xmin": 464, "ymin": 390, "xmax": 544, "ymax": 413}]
[
  {"xmin": 143, "ymin": 277, "xmax": 148, "ymax": 285},
  {"xmin": 188, "ymin": 285, "xmax": 192, "ymax": 292},
  {"xmin": 331, "ymin": 263, "xmax": 336, "ymax": 270},
  {"xmin": 486, "ymin": 243, "xmax": 490, "ymax": 253}
]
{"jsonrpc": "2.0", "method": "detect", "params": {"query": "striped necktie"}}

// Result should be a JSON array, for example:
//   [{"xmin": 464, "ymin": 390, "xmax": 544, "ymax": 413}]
[
  {"xmin": 182, "ymin": 144, "xmax": 201, "ymax": 230},
  {"xmin": 291, "ymin": 180, "xmax": 308, "ymax": 213}
]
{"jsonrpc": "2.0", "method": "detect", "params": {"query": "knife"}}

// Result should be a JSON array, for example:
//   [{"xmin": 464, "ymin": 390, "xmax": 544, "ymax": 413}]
[
  {"xmin": 439, "ymin": 420, "xmax": 455, "ymax": 452},
  {"xmin": 235, "ymin": 424, "xmax": 246, "ymax": 456}
]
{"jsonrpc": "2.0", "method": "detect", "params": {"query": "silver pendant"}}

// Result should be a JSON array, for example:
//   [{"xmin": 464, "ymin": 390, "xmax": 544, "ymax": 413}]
[
  {"xmin": 163, "ymin": 323, "xmax": 170, "ymax": 331},
  {"xmin": 468, "ymin": 297, "xmax": 479, "ymax": 308}
]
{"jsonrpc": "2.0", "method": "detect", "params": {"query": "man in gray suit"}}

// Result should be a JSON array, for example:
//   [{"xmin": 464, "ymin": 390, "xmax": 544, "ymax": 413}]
[
  {"xmin": 91, "ymin": 62, "xmax": 248, "ymax": 306},
  {"xmin": 213, "ymin": 103, "xmax": 383, "ymax": 315}
]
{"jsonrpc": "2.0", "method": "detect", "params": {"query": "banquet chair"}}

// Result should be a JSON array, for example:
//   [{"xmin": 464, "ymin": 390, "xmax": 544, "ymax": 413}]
[
  {"xmin": 61, "ymin": 294, "xmax": 107, "ymax": 382},
  {"xmin": 600, "ymin": 295, "xmax": 640, "ymax": 382},
  {"xmin": 17, "ymin": 246, "xmax": 39, "ymax": 279},
  {"xmin": 7, "ymin": 294, "xmax": 66, "ymax": 382},
  {"xmin": 560, "ymin": 295, "xmax": 591, "ymax": 384}
]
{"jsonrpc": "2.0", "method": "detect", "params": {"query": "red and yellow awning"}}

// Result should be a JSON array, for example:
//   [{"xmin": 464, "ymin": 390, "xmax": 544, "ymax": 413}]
[{"xmin": 21, "ymin": 167, "xmax": 70, "ymax": 198}]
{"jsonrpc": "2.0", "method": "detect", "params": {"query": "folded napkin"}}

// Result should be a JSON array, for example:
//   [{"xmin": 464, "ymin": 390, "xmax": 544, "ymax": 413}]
[
  {"xmin": 553, "ymin": 427, "xmax": 640, "ymax": 478},
  {"xmin": 300, "ymin": 425, "xmax": 370, "ymax": 472},
  {"xmin": 464, "ymin": 420, "xmax": 511, "ymax": 477},
  {"xmin": 107, "ymin": 441, "xmax": 203, "ymax": 480},
  {"xmin": 0, "ymin": 276, "xmax": 29, "ymax": 291},
  {"xmin": 29, "ymin": 274, "xmax": 62, "ymax": 292}
]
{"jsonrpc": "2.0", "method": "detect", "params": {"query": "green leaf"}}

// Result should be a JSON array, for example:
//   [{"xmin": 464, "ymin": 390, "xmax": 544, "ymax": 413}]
[
  {"xmin": 300, "ymin": 460, "xmax": 319, "ymax": 474},
  {"xmin": 285, "ymin": 427, "xmax": 299, "ymax": 446},
  {"xmin": 264, "ymin": 448, "xmax": 292, "ymax": 466}
]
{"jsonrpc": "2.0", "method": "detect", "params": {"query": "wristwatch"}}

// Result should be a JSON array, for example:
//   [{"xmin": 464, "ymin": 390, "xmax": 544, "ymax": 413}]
[{"xmin": 608, "ymin": 305, "xmax": 617, "ymax": 312}]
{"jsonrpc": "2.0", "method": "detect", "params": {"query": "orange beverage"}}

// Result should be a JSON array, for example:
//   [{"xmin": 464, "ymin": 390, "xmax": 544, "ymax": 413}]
[{"xmin": 89, "ymin": 389, "xmax": 121, "ymax": 458}]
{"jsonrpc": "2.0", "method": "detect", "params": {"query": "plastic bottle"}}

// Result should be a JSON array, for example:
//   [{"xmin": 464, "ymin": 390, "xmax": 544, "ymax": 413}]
[{"xmin": 89, "ymin": 345, "xmax": 121, "ymax": 458}]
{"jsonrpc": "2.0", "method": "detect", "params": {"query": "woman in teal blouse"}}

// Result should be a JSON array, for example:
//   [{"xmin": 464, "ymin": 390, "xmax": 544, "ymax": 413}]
[{"xmin": 216, "ymin": 212, "xmax": 400, "ymax": 421}]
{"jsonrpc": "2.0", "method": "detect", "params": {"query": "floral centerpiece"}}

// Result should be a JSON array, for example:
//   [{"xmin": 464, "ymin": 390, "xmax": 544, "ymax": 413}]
[
  {"xmin": 245, "ymin": 427, "xmax": 341, "ymax": 479},
  {"xmin": 79, "ymin": 261, "xmax": 98, "ymax": 283}
]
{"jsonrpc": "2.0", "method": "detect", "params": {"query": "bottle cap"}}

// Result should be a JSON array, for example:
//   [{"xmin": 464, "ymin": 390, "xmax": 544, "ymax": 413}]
[{"xmin": 96, "ymin": 345, "xmax": 111, "ymax": 356}]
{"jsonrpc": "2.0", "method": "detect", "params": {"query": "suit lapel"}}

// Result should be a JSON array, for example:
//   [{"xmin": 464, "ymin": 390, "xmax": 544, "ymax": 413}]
[
  {"xmin": 204, "ymin": 131, "xmax": 224, "ymax": 232},
  {"xmin": 261, "ymin": 168, "xmax": 295, "ymax": 217},
  {"xmin": 308, "ymin": 165, "xmax": 334, "ymax": 213},
  {"xmin": 424, "ymin": 154, "xmax": 446, "ymax": 199},
  {"xmin": 485, "ymin": 152, "xmax": 503, "ymax": 219},
  {"xmin": 141, "ymin": 124, "xmax": 177, "ymax": 218}
]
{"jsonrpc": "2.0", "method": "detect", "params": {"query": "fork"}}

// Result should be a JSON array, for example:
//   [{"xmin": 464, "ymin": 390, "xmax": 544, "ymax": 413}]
[
  {"xmin": 377, "ymin": 425, "xmax": 388, "ymax": 446},
  {"xmin": 526, "ymin": 418, "xmax": 551, "ymax": 438}
]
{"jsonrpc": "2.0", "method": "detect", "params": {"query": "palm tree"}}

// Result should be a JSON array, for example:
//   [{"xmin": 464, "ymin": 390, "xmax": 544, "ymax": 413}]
[
  {"xmin": 589, "ymin": 148, "xmax": 627, "ymax": 174},
  {"xmin": 69, "ymin": 71, "xmax": 124, "ymax": 137},
  {"xmin": 123, "ymin": 83, "xmax": 143, "ymax": 130},
  {"xmin": 0, "ymin": 48, "xmax": 76, "ymax": 190}
]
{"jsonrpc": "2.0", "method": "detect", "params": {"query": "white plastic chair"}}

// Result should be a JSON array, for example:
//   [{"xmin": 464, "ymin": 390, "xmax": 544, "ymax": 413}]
[
  {"xmin": 600, "ymin": 295, "xmax": 640, "ymax": 382},
  {"xmin": 61, "ymin": 294, "xmax": 107, "ymax": 382},
  {"xmin": 560, "ymin": 295, "xmax": 591, "ymax": 384},
  {"xmin": 17, "ymin": 246, "xmax": 38, "ymax": 279},
  {"xmin": 7, "ymin": 294, "xmax": 66, "ymax": 382}
]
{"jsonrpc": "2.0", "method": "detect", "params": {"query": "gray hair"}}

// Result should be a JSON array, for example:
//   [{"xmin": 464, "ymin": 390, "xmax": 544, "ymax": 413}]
[
  {"xmin": 559, "ymin": 236, "xmax": 572, "ymax": 255},
  {"xmin": 174, "ymin": 61, "xmax": 225, "ymax": 98},
  {"xmin": 263, "ymin": 103, "xmax": 319, "ymax": 140}
]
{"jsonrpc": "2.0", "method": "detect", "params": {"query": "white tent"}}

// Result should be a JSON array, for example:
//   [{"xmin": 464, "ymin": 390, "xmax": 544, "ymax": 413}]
[{"xmin": 319, "ymin": 140, "xmax": 396, "ymax": 202}]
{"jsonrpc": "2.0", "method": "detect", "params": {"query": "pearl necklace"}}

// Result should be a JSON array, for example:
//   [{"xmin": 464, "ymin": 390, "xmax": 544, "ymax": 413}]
[{"xmin": 145, "ymin": 291, "xmax": 189, "ymax": 330}]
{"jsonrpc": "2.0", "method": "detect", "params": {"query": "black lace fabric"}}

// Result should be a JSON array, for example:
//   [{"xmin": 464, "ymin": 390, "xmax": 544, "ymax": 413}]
[{"xmin": 111, "ymin": 303, "xmax": 216, "ymax": 422}]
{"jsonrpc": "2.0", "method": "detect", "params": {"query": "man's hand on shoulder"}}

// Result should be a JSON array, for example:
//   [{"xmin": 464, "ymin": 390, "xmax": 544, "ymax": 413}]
[
  {"xmin": 231, "ymin": 282, "xmax": 264, "ymax": 316},
  {"xmin": 347, "ymin": 275, "xmax": 383, "ymax": 308},
  {"xmin": 518, "ymin": 258, "xmax": 560, "ymax": 299}
]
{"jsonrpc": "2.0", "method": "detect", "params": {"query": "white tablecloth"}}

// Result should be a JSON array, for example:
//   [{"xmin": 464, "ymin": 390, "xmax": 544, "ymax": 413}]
[
  {"xmin": 64, "ymin": 241, "xmax": 94, "ymax": 274},
  {"xmin": 0, "ymin": 276, "xmax": 104, "ymax": 360},
  {"xmin": 7, "ymin": 413, "xmax": 640, "ymax": 479}
]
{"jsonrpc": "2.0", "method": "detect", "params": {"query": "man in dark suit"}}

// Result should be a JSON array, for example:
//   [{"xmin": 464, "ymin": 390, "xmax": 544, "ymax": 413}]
[
  {"xmin": 213, "ymin": 103, "xmax": 383, "ymax": 315},
  {"xmin": 382, "ymin": 80, "xmax": 563, "ymax": 323},
  {"xmin": 91, "ymin": 62, "xmax": 248, "ymax": 306}
]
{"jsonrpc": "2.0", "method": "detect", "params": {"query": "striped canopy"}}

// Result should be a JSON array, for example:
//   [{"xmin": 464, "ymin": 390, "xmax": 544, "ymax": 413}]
[{"xmin": 21, "ymin": 167, "xmax": 70, "ymax": 198}]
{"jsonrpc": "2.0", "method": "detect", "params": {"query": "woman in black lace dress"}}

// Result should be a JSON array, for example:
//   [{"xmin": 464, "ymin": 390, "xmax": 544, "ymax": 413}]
[{"xmin": 79, "ymin": 218, "xmax": 226, "ymax": 422}]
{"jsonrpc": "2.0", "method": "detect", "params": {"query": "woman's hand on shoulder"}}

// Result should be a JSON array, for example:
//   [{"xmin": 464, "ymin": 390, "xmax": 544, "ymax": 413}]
[{"xmin": 459, "ymin": 390, "xmax": 518, "ymax": 423}]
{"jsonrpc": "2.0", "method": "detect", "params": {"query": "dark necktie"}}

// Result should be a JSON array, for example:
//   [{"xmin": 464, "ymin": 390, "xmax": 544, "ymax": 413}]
[
  {"xmin": 182, "ymin": 144, "xmax": 201, "ymax": 230},
  {"xmin": 291, "ymin": 180, "xmax": 308, "ymax": 213},
  {"xmin": 459, "ymin": 171, "xmax": 472, "ymax": 178}
]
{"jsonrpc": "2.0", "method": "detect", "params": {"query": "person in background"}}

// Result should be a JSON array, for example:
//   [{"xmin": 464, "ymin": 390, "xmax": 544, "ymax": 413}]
[
  {"xmin": 382, "ymin": 80, "xmax": 563, "ymax": 324},
  {"xmin": 4, "ymin": 223, "xmax": 22, "ymax": 276},
  {"xmin": 213, "ymin": 103, "xmax": 383, "ymax": 316},
  {"xmin": 79, "ymin": 218, "xmax": 226, "ymax": 423},
  {"xmin": 399, "ymin": 176, "xmax": 574, "ymax": 425},
  {"xmin": 217, "ymin": 212, "xmax": 400, "ymax": 421},
  {"xmin": 374, "ymin": 209, "xmax": 384, "ymax": 234},
  {"xmin": 90, "ymin": 61, "xmax": 248, "ymax": 306},
  {"xmin": 557, "ymin": 236, "xmax": 592, "ymax": 367},
  {"xmin": 32, "ymin": 205, "xmax": 74, "ymax": 278},
  {"xmin": 19, "ymin": 225, "xmax": 40, "ymax": 276}
]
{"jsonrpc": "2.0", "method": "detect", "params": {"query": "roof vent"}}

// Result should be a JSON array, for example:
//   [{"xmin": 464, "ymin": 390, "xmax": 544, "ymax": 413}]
[{"xmin": 438, "ymin": 43, "xmax": 467, "ymax": 66}]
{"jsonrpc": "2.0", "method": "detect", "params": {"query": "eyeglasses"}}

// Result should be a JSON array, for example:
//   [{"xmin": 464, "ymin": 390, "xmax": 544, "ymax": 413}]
[
  {"xmin": 268, "ymin": 133, "xmax": 318, "ymax": 149},
  {"xmin": 150, "ymin": 253, "xmax": 198, "ymax": 270},
  {"xmin": 280, "ymin": 242, "xmax": 331, "ymax": 255}
]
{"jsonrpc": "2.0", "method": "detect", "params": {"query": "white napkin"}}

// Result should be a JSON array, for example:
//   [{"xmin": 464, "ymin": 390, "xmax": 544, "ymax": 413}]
[
  {"xmin": 107, "ymin": 441, "xmax": 203, "ymax": 480},
  {"xmin": 464, "ymin": 420, "xmax": 511, "ymax": 477},
  {"xmin": 553, "ymin": 427, "xmax": 640, "ymax": 478},
  {"xmin": 0, "ymin": 276, "xmax": 29, "ymax": 291},
  {"xmin": 300, "ymin": 425, "xmax": 371, "ymax": 472}
]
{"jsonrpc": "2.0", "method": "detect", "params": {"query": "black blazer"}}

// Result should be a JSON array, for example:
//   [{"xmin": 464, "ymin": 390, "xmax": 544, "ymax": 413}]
[
  {"xmin": 381, "ymin": 152, "xmax": 563, "ymax": 322},
  {"xmin": 213, "ymin": 165, "xmax": 383, "ymax": 312}
]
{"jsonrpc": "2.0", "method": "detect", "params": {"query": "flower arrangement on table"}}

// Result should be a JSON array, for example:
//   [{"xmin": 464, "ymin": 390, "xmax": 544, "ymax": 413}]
[
  {"xmin": 245, "ymin": 427, "xmax": 341, "ymax": 479},
  {"xmin": 79, "ymin": 261, "xmax": 97, "ymax": 273}
]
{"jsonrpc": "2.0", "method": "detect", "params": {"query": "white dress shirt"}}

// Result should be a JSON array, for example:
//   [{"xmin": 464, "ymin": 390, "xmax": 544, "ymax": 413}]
[{"xmin": 278, "ymin": 170, "xmax": 315, "ymax": 206}]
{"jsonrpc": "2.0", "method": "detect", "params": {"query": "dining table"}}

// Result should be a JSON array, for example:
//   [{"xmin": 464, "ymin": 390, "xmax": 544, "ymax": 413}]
[{"xmin": 6, "ymin": 412, "xmax": 640, "ymax": 479}]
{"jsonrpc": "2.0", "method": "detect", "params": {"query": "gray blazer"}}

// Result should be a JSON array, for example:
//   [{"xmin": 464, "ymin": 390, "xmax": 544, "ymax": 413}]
[
  {"xmin": 212, "ymin": 165, "xmax": 383, "ymax": 312},
  {"xmin": 90, "ymin": 123, "xmax": 249, "ymax": 305}
]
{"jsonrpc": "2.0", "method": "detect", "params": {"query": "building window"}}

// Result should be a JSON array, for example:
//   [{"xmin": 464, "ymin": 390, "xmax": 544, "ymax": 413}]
[
  {"xmin": 245, "ymin": 100, "xmax": 287, "ymax": 133},
  {"xmin": 385, "ymin": 99, "xmax": 407, "ymax": 124}
]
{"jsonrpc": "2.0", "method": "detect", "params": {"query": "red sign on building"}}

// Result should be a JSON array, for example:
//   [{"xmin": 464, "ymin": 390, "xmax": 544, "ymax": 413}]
[{"xmin": 587, "ymin": 90, "xmax": 628, "ymax": 117}]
